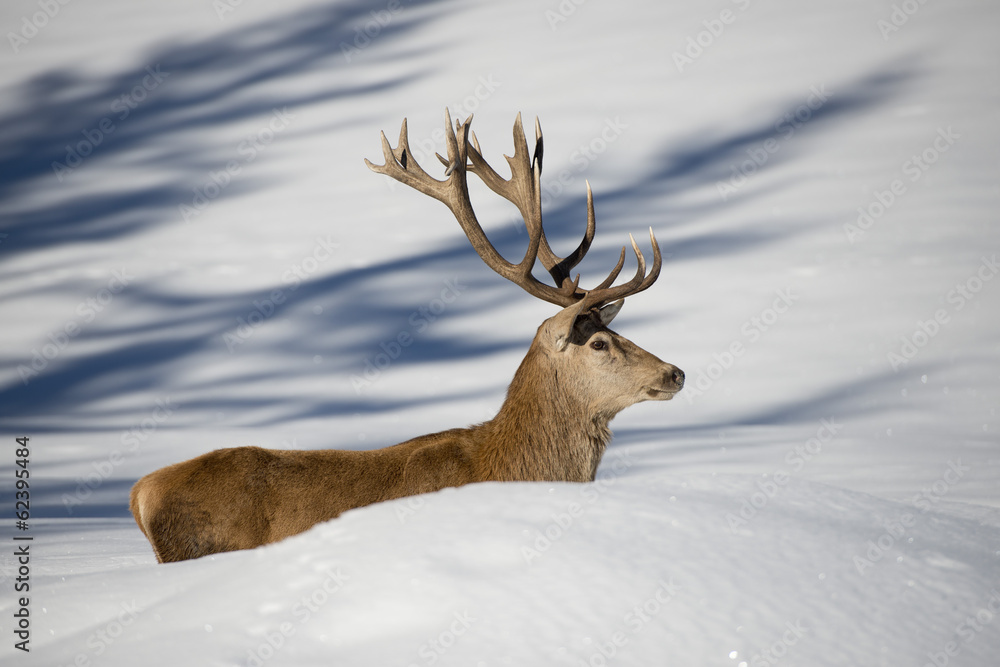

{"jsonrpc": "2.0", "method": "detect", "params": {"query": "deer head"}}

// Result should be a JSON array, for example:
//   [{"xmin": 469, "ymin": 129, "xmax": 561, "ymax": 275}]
[{"xmin": 366, "ymin": 111, "xmax": 684, "ymax": 430}]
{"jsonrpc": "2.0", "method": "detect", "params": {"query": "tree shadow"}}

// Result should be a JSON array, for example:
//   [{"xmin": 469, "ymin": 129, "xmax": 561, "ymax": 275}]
[
  {"xmin": 0, "ymin": 0, "xmax": 447, "ymax": 253},
  {"xmin": 0, "ymin": 10, "xmax": 920, "ymax": 438}
]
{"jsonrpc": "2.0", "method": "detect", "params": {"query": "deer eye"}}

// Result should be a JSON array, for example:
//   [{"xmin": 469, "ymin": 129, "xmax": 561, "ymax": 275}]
[{"xmin": 590, "ymin": 339, "xmax": 607, "ymax": 351}]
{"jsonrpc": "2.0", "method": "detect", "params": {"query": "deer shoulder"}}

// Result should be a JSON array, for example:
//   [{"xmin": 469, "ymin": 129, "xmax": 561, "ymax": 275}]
[{"xmin": 398, "ymin": 430, "xmax": 479, "ymax": 495}]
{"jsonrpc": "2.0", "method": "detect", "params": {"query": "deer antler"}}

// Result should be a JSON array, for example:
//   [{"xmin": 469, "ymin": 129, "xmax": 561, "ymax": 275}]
[
  {"xmin": 461, "ymin": 113, "xmax": 595, "ymax": 296},
  {"xmin": 365, "ymin": 110, "xmax": 661, "ymax": 311}
]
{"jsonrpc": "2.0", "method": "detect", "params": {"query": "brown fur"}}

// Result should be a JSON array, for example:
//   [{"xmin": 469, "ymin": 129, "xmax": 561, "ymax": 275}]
[{"xmin": 130, "ymin": 309, "xmax": 683, "ymax": 562}]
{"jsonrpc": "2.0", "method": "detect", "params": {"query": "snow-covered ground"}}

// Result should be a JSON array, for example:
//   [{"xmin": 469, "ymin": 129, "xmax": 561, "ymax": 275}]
[{"xmin": 1, "ymin": 0, "xmax": 998, "ymax": 664}]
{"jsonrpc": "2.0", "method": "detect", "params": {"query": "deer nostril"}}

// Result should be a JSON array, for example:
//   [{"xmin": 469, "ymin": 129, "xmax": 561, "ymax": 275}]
[{"xmin": 672, "ymin": 368, "xmax": 685, "ymax": 388}]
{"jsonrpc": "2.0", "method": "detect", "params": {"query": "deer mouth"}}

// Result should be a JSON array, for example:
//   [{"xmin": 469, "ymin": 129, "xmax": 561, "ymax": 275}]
[
  {"xmin": 644, "ymin": 367, "xmax": 684, "ymax": 400},
  {"xmin": 644, "ymin": 387, "xmax": 677, "ymax": 400}
]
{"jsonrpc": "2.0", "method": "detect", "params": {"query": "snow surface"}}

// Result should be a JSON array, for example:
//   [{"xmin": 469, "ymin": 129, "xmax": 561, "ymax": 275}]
[{"xmin": 1, "ymin": 0, "xmax": 999, "ymax": 665}]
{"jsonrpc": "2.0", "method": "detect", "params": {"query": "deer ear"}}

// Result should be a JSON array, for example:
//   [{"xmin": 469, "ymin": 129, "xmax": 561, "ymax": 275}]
[
  {"xmin": 550, "ymin": 301, "xmax": 589, "ymax": 352},
  {"xmin": 597, "ymin": 300, "xmax": 624, "ymax": 326}
]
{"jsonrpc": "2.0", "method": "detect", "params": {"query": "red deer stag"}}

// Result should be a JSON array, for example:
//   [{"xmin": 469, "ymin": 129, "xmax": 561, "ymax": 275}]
[{"xmin": 130, "ymin": 111, "xmax": 684, "ymax": 563}]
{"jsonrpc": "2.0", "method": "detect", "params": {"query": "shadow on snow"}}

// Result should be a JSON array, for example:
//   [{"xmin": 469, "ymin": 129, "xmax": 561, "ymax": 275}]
[{"xmin": 0, "ymin": 6, "xmax": 919, "ymax": 453}]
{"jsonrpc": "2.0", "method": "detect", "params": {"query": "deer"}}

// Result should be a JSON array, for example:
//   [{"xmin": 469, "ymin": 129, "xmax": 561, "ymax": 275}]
[{"xmin": 129, "ymin": 111, "xmax": 684, "ymax": 563}]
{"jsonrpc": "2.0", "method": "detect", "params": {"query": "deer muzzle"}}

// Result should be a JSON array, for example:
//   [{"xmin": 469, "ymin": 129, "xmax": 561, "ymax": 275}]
[{"xmin": 644, "ymin": 364, "xmax": 684, "ymax": 400}]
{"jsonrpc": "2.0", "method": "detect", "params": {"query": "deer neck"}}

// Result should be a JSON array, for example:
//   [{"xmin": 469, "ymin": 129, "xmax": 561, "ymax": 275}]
[{"xmin": 477, "ymin": 344, "xmax": 612, "ymax": 483}]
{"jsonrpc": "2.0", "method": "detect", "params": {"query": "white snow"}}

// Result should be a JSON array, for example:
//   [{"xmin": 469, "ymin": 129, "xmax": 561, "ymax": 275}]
[{"xmin": 1, "ymin": 0, "xmax": 999, "ymax": 665}]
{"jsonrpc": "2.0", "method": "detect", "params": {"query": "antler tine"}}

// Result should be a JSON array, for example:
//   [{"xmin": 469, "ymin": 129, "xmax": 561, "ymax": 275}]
[
  {"xmin": 551, "ymin": 180, "xmax": 597, "ymax": 283},
  {"xmin": 365, "ymin": 119, "xmax": 444, "ymax": 201},
  {"xmin": 591, "ymin": 245, "xmax": 627, "ymax": 291},
  {"xmin": 533, "ymin": 116, "xmax": 543, "ymax": 174},
  {"xmin": 368, "ymin": 113, "xmax": 664, "ymax": 313},
  {"xmin": 575, "ymin": 228, "xmax": 662, "ymax": 312},
  {"xmin": 465, "ymin": 114, "xmax": 596, "ymax": 295},
  {"xmin": 443, "ymin": 108, "xmax": 464, "ymax": 171},
  {"xmin": 368, "ymin": 111, "xmax": 577, "ymax": 307},
  {"xmin": 645, "ymin": 227, "xmax": 663, "ymax": 285}
]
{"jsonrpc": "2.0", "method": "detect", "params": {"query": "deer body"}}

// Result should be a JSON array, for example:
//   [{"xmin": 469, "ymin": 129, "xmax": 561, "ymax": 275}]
[{"xmin": 131, "ymin": 112, "xmax": 683, "ymax": 563}]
